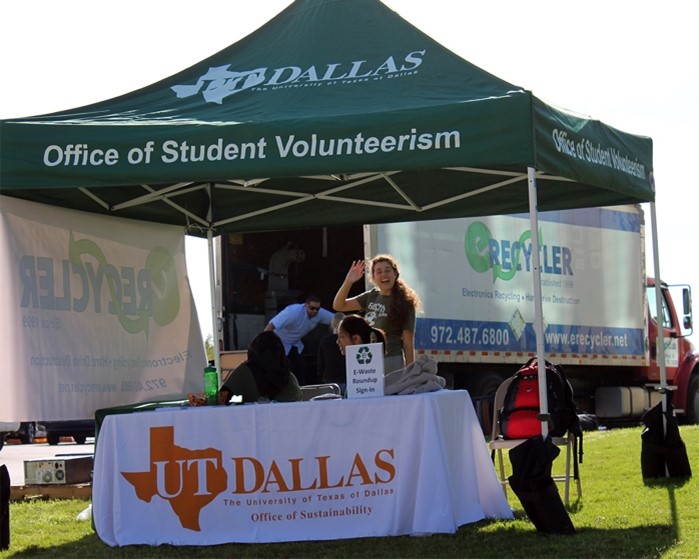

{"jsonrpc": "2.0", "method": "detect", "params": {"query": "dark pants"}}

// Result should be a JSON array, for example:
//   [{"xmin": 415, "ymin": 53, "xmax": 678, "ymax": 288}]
[{"xmin": 288, "ymin": 346, "xmax": 306, "ymax": 386}]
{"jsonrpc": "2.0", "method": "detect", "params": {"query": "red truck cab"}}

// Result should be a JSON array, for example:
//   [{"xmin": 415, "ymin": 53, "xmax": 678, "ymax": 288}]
[{"xmin": 647, "ymin": 278, "xmax": 699, "ymax": 422}]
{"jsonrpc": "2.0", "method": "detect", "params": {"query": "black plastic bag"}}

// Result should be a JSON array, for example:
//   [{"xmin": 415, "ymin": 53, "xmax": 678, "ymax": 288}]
[
  {"xmin": 641, "ymin": 401, "xmax": 691, "ymax": 479},
  {"xmin": 508, "ymin": 435, "xmax": 576, "ymax": 535}
]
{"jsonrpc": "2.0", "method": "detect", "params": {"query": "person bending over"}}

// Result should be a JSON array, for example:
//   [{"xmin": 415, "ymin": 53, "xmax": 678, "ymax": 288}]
[
  {"xmin": 264, "ymin": 294, "xmax": 333, "ymax": 385},
  {"xmin": 218, "ymin": 331, "xmax": 302, "ymax": 404}
]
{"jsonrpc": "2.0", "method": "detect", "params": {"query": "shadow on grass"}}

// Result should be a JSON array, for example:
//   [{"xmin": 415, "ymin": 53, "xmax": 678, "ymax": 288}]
[
  {"xmin": 644, "ymin": 475, "xmax": 691, "ymax": 558},
  {"xmin": 3, "ymin": 520, "xmax": 679, "ymax": 559}
]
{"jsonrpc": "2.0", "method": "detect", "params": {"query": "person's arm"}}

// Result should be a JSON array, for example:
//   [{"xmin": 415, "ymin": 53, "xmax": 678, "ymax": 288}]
[
  {"xmin": 266, "ymin": 305, "xmax": 292, "ymax": 332},
  {"xmin": 278, "ymin": 371, "xmax": 302, "ymax": 402},
  {"xmin": 333, "ymin": 260, "xmax": 365, "ymax": 311},
  {"xmin": 318, "ymin": 308, "xmax": 335, "ymax": 324},
  {"xmin": 217, "ymin": 387, "xmax": 233, "ymax": 405},
  {"xmin": 401, "ymin": 330, "xmax": 415, "ymax": 366},
  {"xmin": 219, "ymin": 363, "xmax": 259, "ymax": 404}
]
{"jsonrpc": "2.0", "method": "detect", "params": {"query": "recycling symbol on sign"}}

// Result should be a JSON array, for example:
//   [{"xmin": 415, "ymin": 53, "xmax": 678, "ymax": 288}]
[{"xmin": 356, "ymin": 346, "xmax": 373, "ymax": 364}]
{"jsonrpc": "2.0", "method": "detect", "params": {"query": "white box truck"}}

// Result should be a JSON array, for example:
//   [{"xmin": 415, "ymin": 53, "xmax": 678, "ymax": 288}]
[
  {"xmin": 217, "ymin": 205, "xmax": 698, "ymax": 429},
  {"xmin": 365, "ymin": 205, "xmax": 698, "ymax": 428}
]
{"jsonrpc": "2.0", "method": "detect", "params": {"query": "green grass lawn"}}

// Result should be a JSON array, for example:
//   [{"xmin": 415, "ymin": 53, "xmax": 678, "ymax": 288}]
[{"xmin": 2, "ymin": 426, "xmax": 697, "ymax": 559}]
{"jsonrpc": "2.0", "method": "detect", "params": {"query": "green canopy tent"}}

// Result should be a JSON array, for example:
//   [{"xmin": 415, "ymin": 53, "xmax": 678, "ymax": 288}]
[{"xmin": 0, "ymin": 0, "xmax": 664, "ymax": 432}]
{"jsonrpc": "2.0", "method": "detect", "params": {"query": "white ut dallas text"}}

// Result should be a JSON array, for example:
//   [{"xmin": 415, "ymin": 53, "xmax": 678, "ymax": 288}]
[{"xmin": 171, "ymin": 50, "xmax": 426, "ymax": 103}]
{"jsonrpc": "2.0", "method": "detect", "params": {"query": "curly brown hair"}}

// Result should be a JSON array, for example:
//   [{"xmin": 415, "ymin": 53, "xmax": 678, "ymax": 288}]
[{"xmin": 370, "ymin": 254, "xmax": 421, "ymax": 327}]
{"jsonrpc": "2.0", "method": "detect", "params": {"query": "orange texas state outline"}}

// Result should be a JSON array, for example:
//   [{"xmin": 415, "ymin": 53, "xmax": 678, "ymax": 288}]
[{"xmin": 122, "ymin": 425, "xmax": 228, "ymax": 531}]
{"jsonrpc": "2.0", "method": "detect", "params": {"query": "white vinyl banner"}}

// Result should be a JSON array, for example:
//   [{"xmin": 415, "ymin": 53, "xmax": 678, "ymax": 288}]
[{"xmin": 0, "ymin": 196, "xmax": 206, "ymax": 421}]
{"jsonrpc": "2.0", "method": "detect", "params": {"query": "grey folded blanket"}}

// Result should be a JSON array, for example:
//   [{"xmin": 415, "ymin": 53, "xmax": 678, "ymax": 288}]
[{"xmin": 384, "ymin": 355, "xmax": 445, "ymax": 395}]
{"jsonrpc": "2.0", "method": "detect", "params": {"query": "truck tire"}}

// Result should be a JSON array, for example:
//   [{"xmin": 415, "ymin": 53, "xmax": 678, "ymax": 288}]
[
  {"xmin": 47, "ymin": 434, "xmax": 60, "ymax": 446},
  {"xmin": 686, "ymin": 375, "xmax": 699, "ymax": 424},
  {"xmin": 19, "ymin": 422, "xmax": 36, "ymax": 445},
  {"xmin": 73, "ymin": 435, "xmax": 87, "ymax": 445},
  {"xmin": 467, "ymin": 372, "xmax": 505, "ymax": 435}
]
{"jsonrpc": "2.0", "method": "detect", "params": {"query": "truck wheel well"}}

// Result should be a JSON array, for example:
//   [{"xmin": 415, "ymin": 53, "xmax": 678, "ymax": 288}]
[{"xmin": 685, "ymin": 374, "xmax": 699, "ymax": 425}]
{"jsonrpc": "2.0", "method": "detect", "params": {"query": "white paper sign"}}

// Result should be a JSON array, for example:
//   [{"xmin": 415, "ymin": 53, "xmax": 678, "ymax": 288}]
[
  {"xmin": 345, "ymin": 343, "xmax": 384, "ymax": 398},
  {"xmin": 663, "ymin": 338, "xmax": 679, "ymax": 368}
]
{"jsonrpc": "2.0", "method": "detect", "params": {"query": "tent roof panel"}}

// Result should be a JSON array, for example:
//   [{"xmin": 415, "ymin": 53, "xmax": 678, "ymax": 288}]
[{"xmin": 0, "ymin": 0, "xmax": 654, "ymax": 235}]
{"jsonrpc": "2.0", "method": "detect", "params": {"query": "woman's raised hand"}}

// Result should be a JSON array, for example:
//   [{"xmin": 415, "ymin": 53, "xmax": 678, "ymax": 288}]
[{"xmin": 346, "ymin": 260, "xmax": 365, "ymax": 283}]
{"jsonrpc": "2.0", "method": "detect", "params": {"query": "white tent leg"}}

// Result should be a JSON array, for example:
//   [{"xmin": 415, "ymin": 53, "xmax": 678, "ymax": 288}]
[
  {"xmin": 649, "ymin": 201, "xmax": 668, "ymax": 467},
  {"xmin": 205, "ymin": 183, "xmax": 221, "ymax": 389},
  {"xmin": 207, "ymin": 227, "xmax": 221, "ymax": 388},
  {"xmin": 649, "ymin": 202, "xmax": 668, "ymax": 400},
  {"xmin": 527, "ymin": 167, "xmax": 549, "ymax": 438}
]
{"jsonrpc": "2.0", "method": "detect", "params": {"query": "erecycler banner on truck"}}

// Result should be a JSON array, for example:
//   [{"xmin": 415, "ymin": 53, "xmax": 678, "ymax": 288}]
[{"xmin": 378, "ymin": 206, "xmax": 646, "ymax": 365}]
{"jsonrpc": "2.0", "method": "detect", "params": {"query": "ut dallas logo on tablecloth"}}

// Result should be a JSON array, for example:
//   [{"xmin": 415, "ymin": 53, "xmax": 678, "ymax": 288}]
[
  {"xmin": 121, "ymin": 424, "xmax": 397, "ymax": 532},
  {"xmin": 121, "ymin": 426, "xmax": 228, "ymax": 531}
]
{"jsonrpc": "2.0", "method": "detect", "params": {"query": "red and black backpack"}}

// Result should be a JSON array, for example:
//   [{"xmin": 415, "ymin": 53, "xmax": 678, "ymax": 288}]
[{"xmin": 499, "ymin": 358, "xmax": 581, "ymax": 440}]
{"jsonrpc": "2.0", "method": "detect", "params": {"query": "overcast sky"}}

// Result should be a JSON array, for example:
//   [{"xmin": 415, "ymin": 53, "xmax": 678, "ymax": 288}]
[{"xmin": 2, "ymin": 1, "xmax": 697, "ymax": 347}]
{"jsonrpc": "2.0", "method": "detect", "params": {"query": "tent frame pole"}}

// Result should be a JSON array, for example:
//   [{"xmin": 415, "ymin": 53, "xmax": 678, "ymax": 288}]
[
  {"xmin": 207, "ymin": 228, "xmax": 221, "ymax": 388},
  {"xmin": 649, "ymin": 201, "xmax": 668, "ymax": 403},
  {"xmin": 649, "ymin": 200, "xmax": 669, "ymax": 464},
  {"xmin": 206, "ymin": 183, "xmax": 222, "ymax": 389},
  {"xmin": 527, "ymin": 167, "xmax": 549, "ymax": 438}
]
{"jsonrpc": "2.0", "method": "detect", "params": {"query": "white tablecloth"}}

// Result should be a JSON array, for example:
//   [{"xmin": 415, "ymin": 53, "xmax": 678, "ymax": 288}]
[{"xmin": 93, "ymin": 389, "xmax": 512, "ymax": 546}]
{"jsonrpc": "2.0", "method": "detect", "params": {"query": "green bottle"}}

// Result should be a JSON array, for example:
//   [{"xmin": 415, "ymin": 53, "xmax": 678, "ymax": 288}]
[{"xmin": 203, "ymin": 365, "xmax": 218, "ymax": 405}]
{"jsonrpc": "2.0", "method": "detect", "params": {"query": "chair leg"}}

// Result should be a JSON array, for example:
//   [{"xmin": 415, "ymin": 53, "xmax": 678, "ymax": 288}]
[
  {"xmin": 564, "ymin": 435, "xmax": 572, "ymax": 507},
  {"xmin": 573, "ymin": 435, "xmax": 582, "ymax": 500},
  {"xmin": 496, "ymin": 449, "xmax": 508, "ymax": 498}
]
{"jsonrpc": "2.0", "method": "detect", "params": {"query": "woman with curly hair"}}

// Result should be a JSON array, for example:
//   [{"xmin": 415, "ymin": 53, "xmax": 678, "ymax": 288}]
[{"xmin": 333, "ymin": 254, "xmax": 421, "ymax": 373}]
